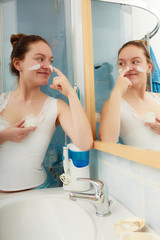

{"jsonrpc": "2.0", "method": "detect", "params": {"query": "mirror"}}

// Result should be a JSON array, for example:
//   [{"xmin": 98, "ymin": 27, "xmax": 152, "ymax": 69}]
[
  {"xmin": 81, "ymin": 0, "xmax": 160, "ymax": 169},
  {"xmin": 91, "ymin": 0, "xmax": 160, "ymax": 145}
]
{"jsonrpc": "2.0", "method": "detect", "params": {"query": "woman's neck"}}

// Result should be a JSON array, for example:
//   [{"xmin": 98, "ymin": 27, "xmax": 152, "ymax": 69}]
[
  {"xmin": 123, "ymin": 86, "xmax": 147, "ymax": 101},
  {"xmin": 13, "ymin": 84, "xmax": 42, "ymax": 102}
]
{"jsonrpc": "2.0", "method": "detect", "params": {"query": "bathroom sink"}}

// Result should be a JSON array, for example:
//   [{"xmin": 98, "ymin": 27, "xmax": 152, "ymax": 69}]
[
  {"xmin": 0, "ymin": 191, "xmax": 96, "ymax": 240},
  {"xmin": 0, "ymin": 187, "xmax": 158, "ymax": 240}
]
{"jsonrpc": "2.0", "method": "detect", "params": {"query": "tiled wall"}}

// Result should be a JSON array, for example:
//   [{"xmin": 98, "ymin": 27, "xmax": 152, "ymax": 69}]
[
  {"xmin": 90, "ymin": 149, "xmax": 160, "ymax": 234},
  {"xmin": 94, "ymin": 62, "xmax": 114, "ymax": 113}
]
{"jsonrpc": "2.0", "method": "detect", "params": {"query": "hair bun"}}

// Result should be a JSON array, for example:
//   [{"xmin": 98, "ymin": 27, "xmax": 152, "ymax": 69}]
[{"xmin": 10, "ymin": 33, "xmax": 27, "ymax": 47}]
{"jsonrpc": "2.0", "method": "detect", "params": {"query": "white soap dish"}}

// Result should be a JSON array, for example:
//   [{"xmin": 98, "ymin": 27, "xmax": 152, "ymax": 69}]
[
  {"xmin": 114, "ymin": 217, "xmax": 145, "ymax": 235},
  {"xmin": 120, "ymin": 232, "xmax": 160, "ymax": 240}
]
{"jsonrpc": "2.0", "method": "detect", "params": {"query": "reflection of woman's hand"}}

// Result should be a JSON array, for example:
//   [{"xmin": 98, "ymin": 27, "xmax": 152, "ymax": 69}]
[
  {"xmin": 145, "ymin": 117, "xmax": 160, "ymax": 135},
  {"xmin": 114, "ymin": 68, "xmax": 132, "ymax": 96},
  {"xmin": 50, "ymin": 66, "xmax": 74, "ymax": 98},
  {"xmin": 1, "ymin": 119, "xmax": 36, "ymax": 143}
]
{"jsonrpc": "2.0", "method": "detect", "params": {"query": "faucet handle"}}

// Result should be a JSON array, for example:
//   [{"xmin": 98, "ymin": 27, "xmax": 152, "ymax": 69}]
[{"xmin": 77, "ymin": 178, "xmax": 104, "ymax": 194}]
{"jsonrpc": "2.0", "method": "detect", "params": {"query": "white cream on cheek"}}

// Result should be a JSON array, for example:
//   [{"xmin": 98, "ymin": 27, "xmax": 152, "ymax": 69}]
[
  {"xmin": 136, "ymin": 66, "xmax": 145, "ymax": 73},
  {"xmin": 118, "ymin": 66, "xmax": 130, "ymax": 74},
  {"xmin": 29, "ymin": 63, "xmax": 54, "ymax": 72},
  {"xmin": 118, "ymin": 66, "xmax": 145, "ymax": 74},
  {"xmin": 49, "ymin": 65, "xmax": 53, "ymax": 72},
  {"xmin": 28, "ymin": 64, "xmax": 41, "ymax": 70},
  {"xmin": 118, "ymin": 68, "xmax": 122, "ymax": 74}
]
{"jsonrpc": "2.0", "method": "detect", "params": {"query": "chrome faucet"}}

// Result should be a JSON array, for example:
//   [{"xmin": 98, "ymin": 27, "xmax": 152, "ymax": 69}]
[{"xmin": 69, "ymin": 178, "xmax": 111, "ymax": 217}]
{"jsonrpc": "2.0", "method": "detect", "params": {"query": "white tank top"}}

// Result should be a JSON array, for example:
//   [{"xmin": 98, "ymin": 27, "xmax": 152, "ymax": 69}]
[
  {"xmin": 120, "ymin": 92, "xmax": 160, "ymax": 150},
  {"xmin": 0, "ymin": 92, "xmax": 57, "ymax": 191}
]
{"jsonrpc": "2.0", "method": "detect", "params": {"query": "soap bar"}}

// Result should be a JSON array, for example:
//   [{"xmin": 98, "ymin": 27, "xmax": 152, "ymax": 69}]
[
  {"xmin": 144, "ymin": 112, "xmax": 156, "ymax": 123},
  {"xmin": 25, "ymin": 114, "xmax": 37, "ymax": 128},
  {"xmin": 114, "ymin": 217, "xmax": 145, "ymax": 235}
]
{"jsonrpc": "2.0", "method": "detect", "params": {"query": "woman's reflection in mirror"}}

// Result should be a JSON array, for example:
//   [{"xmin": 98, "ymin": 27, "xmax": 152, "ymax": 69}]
[{"xmin": 99, "ymin": 40, "xmax": 160, "ymax": 150}]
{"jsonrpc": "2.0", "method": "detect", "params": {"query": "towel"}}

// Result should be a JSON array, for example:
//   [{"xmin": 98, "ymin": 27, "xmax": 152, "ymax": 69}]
[{"xmin": 150, "ymin": 46, "xmax": 160, "ymax": 93}]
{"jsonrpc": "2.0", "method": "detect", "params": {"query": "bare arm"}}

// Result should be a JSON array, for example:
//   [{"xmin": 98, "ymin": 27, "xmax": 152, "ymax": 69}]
[
  {"xmin": 50, "ymin": 67, "xmax": 93, "ymax": 151},
  {"xmin": 99, "ymin": 68, "xmax": 132, "ymax": 142},
  {"xmin": 99, "ymin": 91, "xmax": 122, "ymax": 143}
]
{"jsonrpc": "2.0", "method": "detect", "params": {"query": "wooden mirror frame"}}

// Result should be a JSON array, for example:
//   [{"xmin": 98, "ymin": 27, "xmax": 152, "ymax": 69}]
[{"xmin": 81, "ymin": 0, "xmax": 160, "ymax": 169}]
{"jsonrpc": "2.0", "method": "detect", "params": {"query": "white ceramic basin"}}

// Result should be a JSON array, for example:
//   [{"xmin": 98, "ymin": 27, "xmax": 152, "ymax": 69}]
[
  {"xmin": 0, "ymin": 188, "xmax": 157, "ymax": 240},
  {"xmin": 0, "ymin": 190, "xmax": 96, "ymax": 240}
]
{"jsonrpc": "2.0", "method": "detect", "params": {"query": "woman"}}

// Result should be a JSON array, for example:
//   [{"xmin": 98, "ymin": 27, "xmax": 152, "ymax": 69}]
[
  {"xmin": 99, "ymin": 40, "xmax": 160, "ymax": 150},
  {"xmin": 0, "ymin": 33, "xmax": 93, "ymax": 192}
]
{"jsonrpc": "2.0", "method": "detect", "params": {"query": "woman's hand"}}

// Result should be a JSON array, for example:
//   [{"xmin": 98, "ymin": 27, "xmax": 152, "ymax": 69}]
[
  {"xmin": 145, "ymin": 117, "xmax": 160, "ymax": 135},
  {"xmin": 113, "ymin": 68, "xmax": 132, "ymax": 97},
  {"xmin": 0, "ymin": 119, "xmax": 37, "ymax": 144},
  {"xmin": 50, "ymin": 66, "xmax": 74, "ymax": 98}
]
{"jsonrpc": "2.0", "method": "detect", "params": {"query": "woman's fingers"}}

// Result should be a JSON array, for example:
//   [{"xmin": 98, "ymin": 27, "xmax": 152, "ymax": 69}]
[
  {"xmin": 16, "ymin": 126, "xmax": 37, "ymax": 141},
  {"xmin": 119, "ymin": 67, "xmax": 130, "ymax": 77},
  {"xmin": 50, "ymin": 67, "xmax": 73, "ymax": 97},
  {"xmin": 156, "ymin": 117, "xmax": 160, "ymax": 123},
  {"xmin": 50, "ymin": 76, "xmax": 67, "ymax": 93},
  {"xmin": 52, "ymin": 66, "xmax": 63, "ymax": 76},
  {"xmin": 23, "ymin": 126, "xmax": 37, "ymax": 132},
  {"xmin": 14, "ymin": 119, "xmax": 25, "ymax": 127},
  {"xmin": 145, "ymin": 122, "xmax": 160, "ymax": 134},
  {"xmin": 50, "ymin": 79, "xmax": 62, "ymax": 90}
]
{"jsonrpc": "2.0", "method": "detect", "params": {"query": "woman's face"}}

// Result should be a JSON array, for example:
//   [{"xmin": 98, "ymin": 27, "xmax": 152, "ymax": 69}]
[
  {"xmin": 118, "ymin": 45, "xmax": 152, "ymax": 86},
  {"xmin": 18, "ymin": 41, "xmax": 54, "ymax": 86}
]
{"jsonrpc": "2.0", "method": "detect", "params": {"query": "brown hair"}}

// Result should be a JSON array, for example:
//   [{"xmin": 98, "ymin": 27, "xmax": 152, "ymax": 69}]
[
  {"xmin": 118, "ymin": 40, "xmax": 152, "ymax": 65},
  {"xmin": 10, "ymin": 33, "xmax": 50, "ymax": 77}
]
